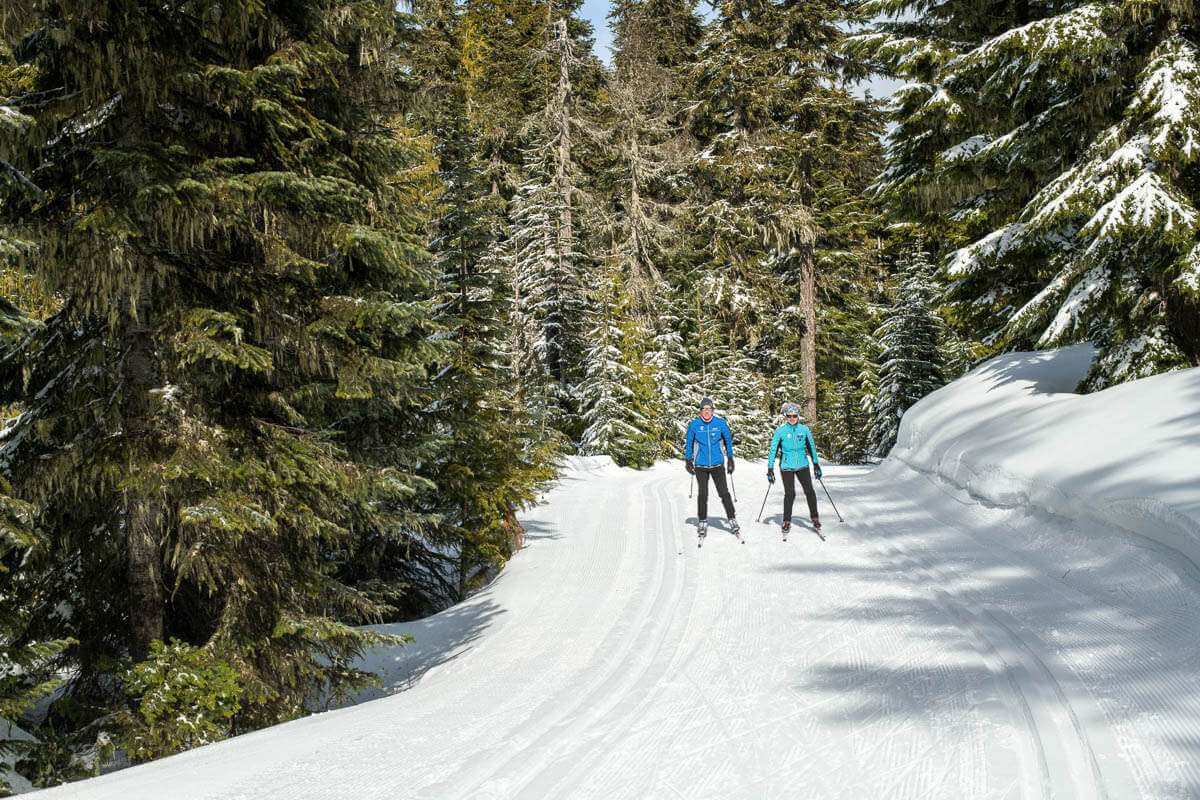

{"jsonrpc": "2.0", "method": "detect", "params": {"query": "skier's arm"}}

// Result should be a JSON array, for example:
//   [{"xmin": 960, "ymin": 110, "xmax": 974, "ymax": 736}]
[
  {"xmin": 805, "ymin": 431, "xmax": 820, "ymax": 465},
  {"xmin": 683, "ymin": 422, "xmax": 695, "ymax": 462},
  {"xmin": 722, "ymin": 421, "xmax": 734, "ymax": 460},
  {"xmin": 767, "ymin": 427, "xmax": 781, "ymax": 470}
]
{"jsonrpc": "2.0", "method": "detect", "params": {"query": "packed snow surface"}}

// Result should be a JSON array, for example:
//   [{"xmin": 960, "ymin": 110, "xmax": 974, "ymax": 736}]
[{"xmin": 34, "ymin": 348, "xmax": 1200, "ymax": 799}]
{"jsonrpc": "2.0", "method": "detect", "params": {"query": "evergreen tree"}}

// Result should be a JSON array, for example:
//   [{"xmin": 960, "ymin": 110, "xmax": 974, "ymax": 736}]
[
  {"xmin": 857, "ymin": 0, "xmax": 1200, "ymax": 388},
  {"xmin": 579, "ymin": 272, "xmax": 658, "ymax": 466},
  {"xmin": 683, "ymin": 0, "xmax": 880, "ymax": 424},
  {"xmin": 508, "ymin": 19, "xmax": 594, "ymax": 424},
  {"xmin": 611, "ymin": 0, "xmax": 704, "ymax": 73},
  {"xmin": 645, "ymin": 294, "xmax": 692, "ymax": 454},
  {"xmin": 0, "ymin": 0, "xmax": 437, "ymax": 768},
  {"xmin": 403, "ymin": 0, "xmax": 558, "ymax": 609},
  {"xmin": 460, "ymin": 0, "xmax": 602, "ymax": 201},
  {"xmin": 870, "ymin": 249, "xmax": 947, "ymax": 456}
]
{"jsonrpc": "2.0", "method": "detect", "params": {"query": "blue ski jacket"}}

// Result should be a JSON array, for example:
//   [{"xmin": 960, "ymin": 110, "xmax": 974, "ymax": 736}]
[
  {"xmin": 684, "ymin": 416, "xmax": 734, "ymax": 468},
  {"xmin": 767, "ymin": 422, "xmax": 820, "ymax": 471}
]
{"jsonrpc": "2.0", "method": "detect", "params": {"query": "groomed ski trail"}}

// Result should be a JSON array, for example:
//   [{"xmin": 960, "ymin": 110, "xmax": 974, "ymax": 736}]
[{"xmin": 34, "ymin": 457, "xmax": 1200, "ymax": 799}]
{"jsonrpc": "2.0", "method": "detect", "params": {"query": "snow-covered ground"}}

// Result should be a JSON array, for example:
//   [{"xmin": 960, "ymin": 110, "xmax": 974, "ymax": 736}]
[{"xmin": 33, "ymin": 347, "xmax": 1200, "ymax": 799}]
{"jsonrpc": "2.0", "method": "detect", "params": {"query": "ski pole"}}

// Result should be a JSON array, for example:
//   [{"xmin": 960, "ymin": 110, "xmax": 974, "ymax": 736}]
[
  {"xmin": 817, "ymin": 476, "xmax": 844, "ymax": 522},
  {"xmin": 755, "ymin": 485, "xmax": 771, "ymax": 523},
  {"xmin": 730, "ymin": 472, "xmax": 737, "ymax": 502},
  {"xmin": 689, "ymin": 472, "xmax": 694, "ymax": 499}
]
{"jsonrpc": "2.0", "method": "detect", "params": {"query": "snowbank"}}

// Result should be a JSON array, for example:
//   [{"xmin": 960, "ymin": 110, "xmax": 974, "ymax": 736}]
[{"xmin": 889, "ymin": 344, "xmax": 1200, "ymax": 565}]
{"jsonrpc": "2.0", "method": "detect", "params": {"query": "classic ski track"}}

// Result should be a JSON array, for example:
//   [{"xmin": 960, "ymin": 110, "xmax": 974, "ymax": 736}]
[
  {"xmin": 34, "ymin": 460, "xmax": 1199, "ymax": 800},
  {"xmin": 846, "ymin": 475, "xmax": 1142, "ymax": 800},
  {"xmin": 903, "ymin": 471, "xmax": 1167, "ymax": 799},
  {"xmin": 445, "ymin": 470, "xmax": 679, "ymax": 799},
  {"xmin": 508, "ymin": 476, "xmax": 697, "ymax": 798}
]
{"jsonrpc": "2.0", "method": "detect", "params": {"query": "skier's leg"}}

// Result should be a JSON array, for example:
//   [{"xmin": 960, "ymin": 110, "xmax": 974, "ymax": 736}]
[
  {"xmin": 781, "ymin": 470, "xmax": 796, "ymax": 522},
  {"xmin": 696, "ymin": 468, "xmax": 710, "ymax": 521},
  {"xmin": 711, "ymin": 468, "xmax": 736, "ymax": 520},
  {"xmin": 798, "ymin": 467, "xmax": 819, "ymax": 520}
]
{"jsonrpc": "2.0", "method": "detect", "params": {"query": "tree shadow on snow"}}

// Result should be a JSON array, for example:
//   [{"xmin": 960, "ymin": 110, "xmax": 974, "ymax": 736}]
[
  {"xmin": 787, "ymin": 471, "xmax": 1200, "ymax": 799},
  {"xmin": 335, "ymin": 598, "xmax": 507, "ymax": 708},
  {"xmin": 520, "ymin": 518, "xmax": 563, "ymax": 544}
]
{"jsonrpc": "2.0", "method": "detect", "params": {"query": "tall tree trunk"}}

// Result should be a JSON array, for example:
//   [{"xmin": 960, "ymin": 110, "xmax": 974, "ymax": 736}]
[
  {"xmin": 551, "ymin": 18, "xmax": 574, "ymax": 390},
  {"xmin": 797, "ymin": 242, "xmax": 818, "ymax": 424},
  {"xmin": 123, "ymin": 295, "xmax": 164, "ymax": 662}
]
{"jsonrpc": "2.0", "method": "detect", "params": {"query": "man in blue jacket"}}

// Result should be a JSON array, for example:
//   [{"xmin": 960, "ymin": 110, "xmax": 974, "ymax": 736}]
[
  {"xmin": 683, "ymin": 397, "xmax": 738, "ymax": 538},
  {"xmin": 766, "ymin": 402, "xmax": 822, "ymax": 536}
]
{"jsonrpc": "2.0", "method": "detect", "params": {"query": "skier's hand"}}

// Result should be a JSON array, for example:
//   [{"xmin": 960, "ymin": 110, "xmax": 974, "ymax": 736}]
[
  {"xmin": 767, "ymin": 468, "xmax": 775, "ymax": 485},
  {"xmin": 726, "ymin": 458, "xmax": 735, "ymax": 474},
  {"xmin": 814, "ymin": 464, "xmax": 823, "ymax": 480},
  {"xmin": 685, "ymin": 459, "xmax": 695, "ymax": 475}
]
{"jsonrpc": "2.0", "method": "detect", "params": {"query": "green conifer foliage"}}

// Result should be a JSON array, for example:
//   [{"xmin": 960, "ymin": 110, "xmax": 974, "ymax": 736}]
[
  {"xmin": 857, "ymin": 0, "xmax": 1200, "ymax": 388},
  {"xmin": 682, "ymin": 0, "xmax": 881, "ymax": 426},
  {"xmin": 0, "ymin": 0, "xmax": 434, "ymax": 743},
  {"xmin": 579, "ymin": 269, "xmax": 660, "ymax": 467},
  {"xmin": 406, "ymin": 0, "xmax": 558, "ymax": 608},
  {"xmin": 871, "ymin": 248, "xmax": 947, "ymax": 456}
]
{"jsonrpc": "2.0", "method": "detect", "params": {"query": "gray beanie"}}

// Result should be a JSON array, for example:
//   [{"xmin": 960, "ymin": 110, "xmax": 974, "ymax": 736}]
[{"xmin": 699, "ymin": 397, "xmax": 715, "ymax": 410}]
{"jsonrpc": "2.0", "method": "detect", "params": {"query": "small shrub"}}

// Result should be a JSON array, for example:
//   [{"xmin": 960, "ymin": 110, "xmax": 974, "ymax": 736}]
[{"xmin": 121, "ymin": 640, "xmax": 242, "ymax": 762}]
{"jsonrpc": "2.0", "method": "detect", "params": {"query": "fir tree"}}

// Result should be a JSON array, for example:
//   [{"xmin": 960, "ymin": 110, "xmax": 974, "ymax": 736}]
[
  {"xmin": 684, "ymin": 0, "xmax": 880, "ymax": 424},
  {"xmin": 579, "ymin": 272, "xmax": 658, "ymax": 466},
  {"xmin": 0, "ymin": 0, "xmax": 437, "ymax": 765},
  {"xmin": 508, "ymin": 18, "xmax": 594, "ymax": 424},
  {"xmin": 404, "ymin": 0, "xmax": 559, "ymax": 608},
  {"xmin": 870, "ymin": 249, "xmax": 947, "ymax": 456},
  {"xmin": 857, "ymin": 0, "xmax": 1200, "ymax": 388}
]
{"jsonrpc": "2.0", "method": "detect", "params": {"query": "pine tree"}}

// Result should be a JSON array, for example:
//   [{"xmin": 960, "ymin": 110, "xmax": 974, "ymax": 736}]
[
  {"xmin": 0, "ymin": 0, "xmax": 438, "ymax": 761},
  {"xmin": 402, "ymin": 0, "xmax": 559, "ymax": 609},
  {"xmin": 857, "ymin": 0, "xmax": 1200, "ymax": 388},
  {"xmin": 508, "ymin": 18, "xmax": 594, "ymax": 424},
  {"xmin": 871, "ymin": 249, "xmax": 947, "ymax": 456},
  {"xmin": 579, "ymin": 272, "xmax": 658, "ymax": 466},
  {"xmin": 683, "ymin": 0, "xmax": 880, "ymax": 424}
]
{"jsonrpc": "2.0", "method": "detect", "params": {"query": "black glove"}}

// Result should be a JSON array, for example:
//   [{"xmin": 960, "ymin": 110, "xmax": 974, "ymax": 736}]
[
  {"xmin": 685, "ymin": 459, "xmax": 695, "ymax": 475},
  {"xmin": 814, "ymin": 464, "xmax": 823, "ymax": 480},
  {"xmin": 726, "ymin": 458, "xmax": 735, "ymax": 474},
  {"xmin": 767, "ymin": 468, "xmax": 775, "ymax": 484}
]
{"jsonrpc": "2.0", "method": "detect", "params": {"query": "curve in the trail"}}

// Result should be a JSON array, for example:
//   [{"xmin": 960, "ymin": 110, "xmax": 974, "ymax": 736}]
[{"xmin": 33, "ymin": 457, "xmax": 1200, "ymax": 800}]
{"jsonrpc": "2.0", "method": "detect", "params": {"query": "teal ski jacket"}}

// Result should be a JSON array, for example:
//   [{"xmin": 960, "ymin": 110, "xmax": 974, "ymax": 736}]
[{"xmin": 767, "ymin": 422, "xmax": 820, "ymax": 471}]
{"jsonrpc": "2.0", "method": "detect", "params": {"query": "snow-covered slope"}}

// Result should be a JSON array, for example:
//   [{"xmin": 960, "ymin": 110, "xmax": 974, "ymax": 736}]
[
  {"xmin": 29, "ymin": 348, "xmax": 1200, "ymax": 799},
  {"xmin": 891, "ymin": 344, "xmax": 1200, "ymax": 565}
]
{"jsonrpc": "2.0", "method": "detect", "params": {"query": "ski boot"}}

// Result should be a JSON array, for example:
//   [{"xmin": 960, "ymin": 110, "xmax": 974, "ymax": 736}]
[
  {"xmin": 811, "ymin": 515, "xmax": 822, "ymax": 532},
  {"xmin": 729, "ymin": 518, "xmax": 743, "ymax": 543},
  {"xmin": 781, "ymin": 520, "xmax": 790, "ymax": 541},
  {"xmin": 697, "ymin": 519, "xmax": 708, "ymax": 546}
]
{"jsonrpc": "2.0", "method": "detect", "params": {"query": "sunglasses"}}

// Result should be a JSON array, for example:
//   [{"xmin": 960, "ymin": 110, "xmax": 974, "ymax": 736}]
[{"xmin": 785, "ymin": 414, "xmax": 798, "ymax": 419}]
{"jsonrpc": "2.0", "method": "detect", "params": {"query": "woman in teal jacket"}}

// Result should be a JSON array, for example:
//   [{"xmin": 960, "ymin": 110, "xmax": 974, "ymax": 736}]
[{"xmin": 766, "ymin": 402, "xmax": 822, "ymax": 533}]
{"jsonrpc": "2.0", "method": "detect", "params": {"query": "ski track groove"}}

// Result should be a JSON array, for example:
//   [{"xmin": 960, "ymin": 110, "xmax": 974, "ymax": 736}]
[
  {"xmin": 512, "ymin": 475, "xmax": 696, "ymax": 798},
  {"xmin": 848, "ymin": 471, "xmax": 1168, "ymax": 800},
  {"xmin": 446, "ymin": 471, "xmax": 675, "ymax": 799},
  {"xmin": 34, "ymin": 460, "xmax": 1200, "ymax": 800},
  {"xmin": 906, "ymin": 473, "xmax": 1200, "ymax": 798}
]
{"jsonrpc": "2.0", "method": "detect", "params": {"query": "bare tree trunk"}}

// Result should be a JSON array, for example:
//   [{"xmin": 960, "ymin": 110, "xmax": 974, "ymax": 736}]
[
  {"xmin": 797, "ymin": 242, "xmax": 818, "ymax": 424},
  {"xmin": 123, "ymin": 295, "xmax": 164, "ymax": 662}
]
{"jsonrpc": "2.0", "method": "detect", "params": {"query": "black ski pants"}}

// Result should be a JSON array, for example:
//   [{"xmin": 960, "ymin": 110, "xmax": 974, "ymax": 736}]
[
  {"xmin": 695, "ymin": 466, "xmax": 736, "ymax": 521},
  {"xmin": 782, "ymin": 468, "xmax": 819, "ymax": 522}
]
